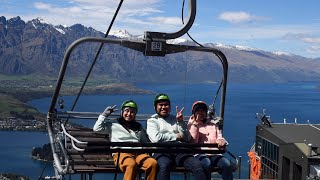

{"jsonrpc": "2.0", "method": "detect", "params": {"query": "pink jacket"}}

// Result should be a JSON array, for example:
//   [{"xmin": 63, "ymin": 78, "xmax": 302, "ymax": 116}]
[{"xmin": 187, "ymin": 115, "xmax": 226, "ymax": 145}]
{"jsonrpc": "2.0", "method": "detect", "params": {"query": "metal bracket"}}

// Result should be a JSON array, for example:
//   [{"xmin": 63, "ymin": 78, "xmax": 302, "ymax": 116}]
[{"xmin": 144, "ymin": 32, "xmax": 167, "ymax": 56}]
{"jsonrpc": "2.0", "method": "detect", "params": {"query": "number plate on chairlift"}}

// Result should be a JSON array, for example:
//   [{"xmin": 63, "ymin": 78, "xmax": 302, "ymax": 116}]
[{"xmin": 151, "ymin": 42, "xmax": 162, "ymax": 51}]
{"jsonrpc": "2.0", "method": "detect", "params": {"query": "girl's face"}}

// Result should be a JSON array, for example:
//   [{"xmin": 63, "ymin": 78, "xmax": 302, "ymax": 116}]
[
  {"xmin": 194, "ymin": 108, "xmax": 206, "ymax": 121},
  {"xmin": 122, "ymin": 107, "xmax": 136, "ymax": 121}
]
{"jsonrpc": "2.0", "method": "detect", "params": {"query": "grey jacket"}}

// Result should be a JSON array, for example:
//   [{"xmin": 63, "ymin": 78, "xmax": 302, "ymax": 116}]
[{"xmin": 146, "ymin": 113, "xmax": 191, "ymax": 143}]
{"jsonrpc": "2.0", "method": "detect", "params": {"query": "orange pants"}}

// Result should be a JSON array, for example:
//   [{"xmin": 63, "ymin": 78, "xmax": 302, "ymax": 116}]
[{"xmin": 113, "ymin": 153, "xmax": 158, "ymax": 180}]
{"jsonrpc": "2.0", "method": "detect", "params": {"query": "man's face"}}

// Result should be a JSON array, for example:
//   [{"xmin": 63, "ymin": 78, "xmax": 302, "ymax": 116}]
[{"xmin": 156, "ymin": 101, "xmax": 171, "ymax": 117}]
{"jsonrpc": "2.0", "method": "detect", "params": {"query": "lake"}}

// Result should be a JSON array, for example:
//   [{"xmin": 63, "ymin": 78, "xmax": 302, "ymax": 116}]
[{"xmin": 1, "ymin": 82, "xmax": 319, "ymax": 179}]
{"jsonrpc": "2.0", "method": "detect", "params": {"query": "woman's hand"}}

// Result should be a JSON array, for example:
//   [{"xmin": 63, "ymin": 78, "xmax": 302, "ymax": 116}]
[
  {"xmin": 216, "ymin": 137, "xmax": 227, "ymax": 148},
  {"xmin": 101, "ymin": 105, "xmax": 117, "ymax": 117}
]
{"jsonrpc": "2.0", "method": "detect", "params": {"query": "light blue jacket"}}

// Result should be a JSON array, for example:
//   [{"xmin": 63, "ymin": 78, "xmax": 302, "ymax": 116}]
[
  {"xmin": 93, "ymin": 115, "xmax": 150, "ymax": 144},
  {"xmin": 146, "ymin": 113, "xmax": 191, "ymax": 143}
]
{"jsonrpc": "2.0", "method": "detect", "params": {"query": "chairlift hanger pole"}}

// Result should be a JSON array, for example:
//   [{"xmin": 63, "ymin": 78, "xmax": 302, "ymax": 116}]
[
  {"xmin": 145, "ymin": 0, "xmax": 196, "ymax": 40},
  {"xmin": 143, "ymin": 0, "xmax": 196, "ymax": 56}
]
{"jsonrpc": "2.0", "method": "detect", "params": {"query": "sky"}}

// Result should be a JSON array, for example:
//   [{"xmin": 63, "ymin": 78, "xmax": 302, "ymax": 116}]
[{"xmin": 2, "ymin": 0, "xmax": 320, "ymax": 58}]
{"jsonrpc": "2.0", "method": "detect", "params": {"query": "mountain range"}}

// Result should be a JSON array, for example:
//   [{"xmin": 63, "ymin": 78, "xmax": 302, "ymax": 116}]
[{"xmin": 1, "ymin": 16, "xmax": 320, "ymax": 83}]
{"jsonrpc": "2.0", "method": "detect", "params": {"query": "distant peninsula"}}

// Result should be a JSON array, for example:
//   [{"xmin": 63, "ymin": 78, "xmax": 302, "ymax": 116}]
[{"xmin": 32, "ymin": 143, "xmax": 53, "ymax": 162}]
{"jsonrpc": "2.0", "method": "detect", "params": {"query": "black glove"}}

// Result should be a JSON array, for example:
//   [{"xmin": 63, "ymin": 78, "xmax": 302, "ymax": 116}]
[{"xmin": 101, "ymin": 105, "xmax": 117, "ymax": 117}]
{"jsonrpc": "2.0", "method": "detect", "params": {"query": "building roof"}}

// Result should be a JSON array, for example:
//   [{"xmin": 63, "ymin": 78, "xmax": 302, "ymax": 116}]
[{"xmin": 262, "ymin": 123, "xmax": 320, "ymax": 148}]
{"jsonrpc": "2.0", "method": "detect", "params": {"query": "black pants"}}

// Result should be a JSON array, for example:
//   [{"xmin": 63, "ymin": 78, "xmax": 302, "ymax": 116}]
[{"xmin": 153, "ymin": 153, "xmax": 206, "ymax": 180}]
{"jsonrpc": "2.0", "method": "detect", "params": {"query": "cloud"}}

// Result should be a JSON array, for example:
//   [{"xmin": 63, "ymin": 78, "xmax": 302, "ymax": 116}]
[
  {"xmin": 30, "ymin": 1, "xmax": 181, "ymax": 35},
  {"xmin": 120, "ymin": 7, "xmax": 163, "ymax": 17},
  {"xmin": 283, "ymin": 33, "xmax": 320, "ymax": 45},
  {"xmin": 34, "ymin": 2, "xmax": 52, "ymax": 10},
  {"xmin": 70, "ymin": 0, "xmax": 161, "ymax": 6},
  {"xmin": 147, "ymin": 16, "xmax": 181, "ymax": 25},
  {"xmin": 302, "ymin": 37, "xmax": 320, "ymax": 43},
  {"xmin": 218, "ymin": 11, "xmax": 267, "ymax": 24},
  {"xmin": 306, "ymin": 46, "xmax": 320, "ymax": 55},
  {"xmin": 118, "ymin": 16, "xmax": 183, "ymax": 35},
  {"xmin": 30, "ymin": 1, "xmax": 166, "ymax": 31},
  {"xmin": 195, "ymin": 24, "xmax": 320, "ymax": 43}
]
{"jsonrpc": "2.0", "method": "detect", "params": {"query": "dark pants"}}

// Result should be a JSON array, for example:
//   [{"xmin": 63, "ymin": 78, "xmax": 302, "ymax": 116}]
[
  {"xmin": 153, "ymin": 153, "xmax": 206, "ymax": 180},
  {"xmin": 196, "ymin": 154, "xmax": 234, "ymax": 180}
]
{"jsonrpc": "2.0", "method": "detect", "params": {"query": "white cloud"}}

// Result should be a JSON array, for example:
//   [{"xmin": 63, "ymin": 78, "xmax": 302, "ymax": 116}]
[
  {"xmin": 68, "ymin": 0, "xmax": 160, "ymax": 6},
  {"xmin": 282, "ymin": 33, "xmax": 320, "ymax": 46},
  {"xmin": 120, "ymin": 7, "xmax": 163, "ymax": 17},
  {"xmin": 148, "ymin": 16, "xmax": 181, "ymax": 25},
  {"xmin": 196, "ymin": 24, "xmax": 320, "ymax": 43},
  {"xmin": 218, "ymin": 11, "xmax": 267, "ymax": 24},
  {"xmin": 34, "ymin": 2, "xmax": 51, "ymax": 9},
  {"xmin": 302, "ymin": 37, "xmax": 320, "ymax": 43},
  {"xmin": 306, "ymin": 46, "xmax": 320, "ymax": 54},
  {"xmin": 29, "ymin": 1, "xmax": 167, "ymax": 32}
]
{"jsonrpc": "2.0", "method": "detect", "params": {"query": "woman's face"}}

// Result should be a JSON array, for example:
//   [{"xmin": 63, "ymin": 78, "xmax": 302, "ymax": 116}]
[
  {"xmin": 122, "ymin": 107, "xmax": 136, "ymax": 121},
  {"xmin": 194, "ymin": 108, "xmax": 206, "ymax": 121}
]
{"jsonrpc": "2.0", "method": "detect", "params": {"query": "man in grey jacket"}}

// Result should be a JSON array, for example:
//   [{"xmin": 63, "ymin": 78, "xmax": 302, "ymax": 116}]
[{"xmin": 147, "ymin": 94, "xmax": 206, "ymax": 180}]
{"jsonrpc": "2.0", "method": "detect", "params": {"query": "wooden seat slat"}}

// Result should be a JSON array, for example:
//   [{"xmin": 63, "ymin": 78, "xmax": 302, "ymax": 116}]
[
  {"xmin": 65, "ymin": 127, "xmax": 223, "ymax": 175},
  {"xmin": 68, "ymin": 132, "xmax": 109, "ymax": 138},
  {"xmin": 70, "ymin": 154, "xmax": 112, "ymax": 159},
  {"xmin": 67, "ymin": 138, "xmax": 109, "ymax": 143},
  {"xmin": 67, "ymin": 148, "xmax": 110, "ymax": 154},
  {"xmin": 71, "ymin": 165, "xmax": 122, "ymax": 173},
  {"xmin": 72, "ymin": 160, "xmax": 114, "ymax": 165}
]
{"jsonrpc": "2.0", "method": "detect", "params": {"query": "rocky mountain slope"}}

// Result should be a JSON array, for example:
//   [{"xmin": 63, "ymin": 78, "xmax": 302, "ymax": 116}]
[{"xmin": 1, "ymin": 16, "xmax": 320, "ymax": 83}]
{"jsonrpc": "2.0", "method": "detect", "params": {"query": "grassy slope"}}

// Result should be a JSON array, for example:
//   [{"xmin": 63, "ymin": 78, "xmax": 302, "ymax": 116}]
[{"xmin": 0, "ymin": 94, "xmax": 39, "ymax": 116}]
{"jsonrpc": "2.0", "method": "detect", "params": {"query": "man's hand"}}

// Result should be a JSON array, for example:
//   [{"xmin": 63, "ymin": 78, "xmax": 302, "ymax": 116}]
[
  {"xmin": 176, "ymin": 133, "xmax": 183, "ymax": 141},
  {"xmin": 101, "ymin": 105, "xmax": 117, "ymax": 117},
  {"xmin": 176, "ymin": 106, "xmax": 185, "ymax": 121}
]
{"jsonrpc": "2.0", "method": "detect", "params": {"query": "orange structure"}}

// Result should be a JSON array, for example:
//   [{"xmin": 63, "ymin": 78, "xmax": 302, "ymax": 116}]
[{"xmin": 248, "ymin": 151, "xmax": 261, "ymax": 179}]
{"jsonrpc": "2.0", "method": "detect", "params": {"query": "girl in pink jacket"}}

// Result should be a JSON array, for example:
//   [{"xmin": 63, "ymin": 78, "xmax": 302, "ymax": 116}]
[{"xmin": 187, "ymin": 101, "xmax": 233, "ymax": 180}]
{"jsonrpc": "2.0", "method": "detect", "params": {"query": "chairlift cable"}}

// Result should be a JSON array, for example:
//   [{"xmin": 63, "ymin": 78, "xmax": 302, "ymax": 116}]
[
  {"xmin": 64, "ymin": 0, "xmax": 124, "ymax": 125},
  {"xmin": 37, "ymin": 148, "xmax": 52, "ymax": 179},
  {"xmin": 211, "ymin": 80, "xmax": 223, "ymax": 107},
  {"xmin": 129, "ymin": 50, "xmax": 135, "ymax": 100},
  {"xmin": 183, "ymin": 53, "xmax": 188, "ymax": 107},
  {"xmin": 182, "ymin": 0, "xmax": 223, "ymax": 110},
  {"xmin": 182, "ymin": 0, "xmax": 203, "ymax": 48},
  {"xmin": 180, "ymin": 0, "xmax": 189, "ymax": 107}
]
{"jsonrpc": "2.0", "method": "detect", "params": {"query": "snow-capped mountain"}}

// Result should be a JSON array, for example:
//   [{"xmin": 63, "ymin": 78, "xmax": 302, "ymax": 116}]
[
  {"xmin": 2, "ymin": 16, "xmax": 320, "ymax": 83},
  {"xmin": 167, "ymin": 38, "xmax": 188, "ymax": 44},
  {"xmin": 109, "ymin": 30, "xmax": 137, "ymax": 39},
  {"xmin": 234, "ymin": 45, "xmax": 260, "ymax": 52},
  {"xmin": 272, "ymin": 51, "xmax": 292, "ymax": 56}
]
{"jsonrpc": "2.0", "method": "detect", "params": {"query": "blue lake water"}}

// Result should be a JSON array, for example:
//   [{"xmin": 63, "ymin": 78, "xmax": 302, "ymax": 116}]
[{"xmin": 1, "ymin": 82, "xmax": 320, "ymax": 179}]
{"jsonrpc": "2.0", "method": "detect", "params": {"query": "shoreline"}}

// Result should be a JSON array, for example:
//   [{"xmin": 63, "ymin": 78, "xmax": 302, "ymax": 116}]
[{"xmin": 31, "ymin": 155, "xmax": 52, "ymax": 162}]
